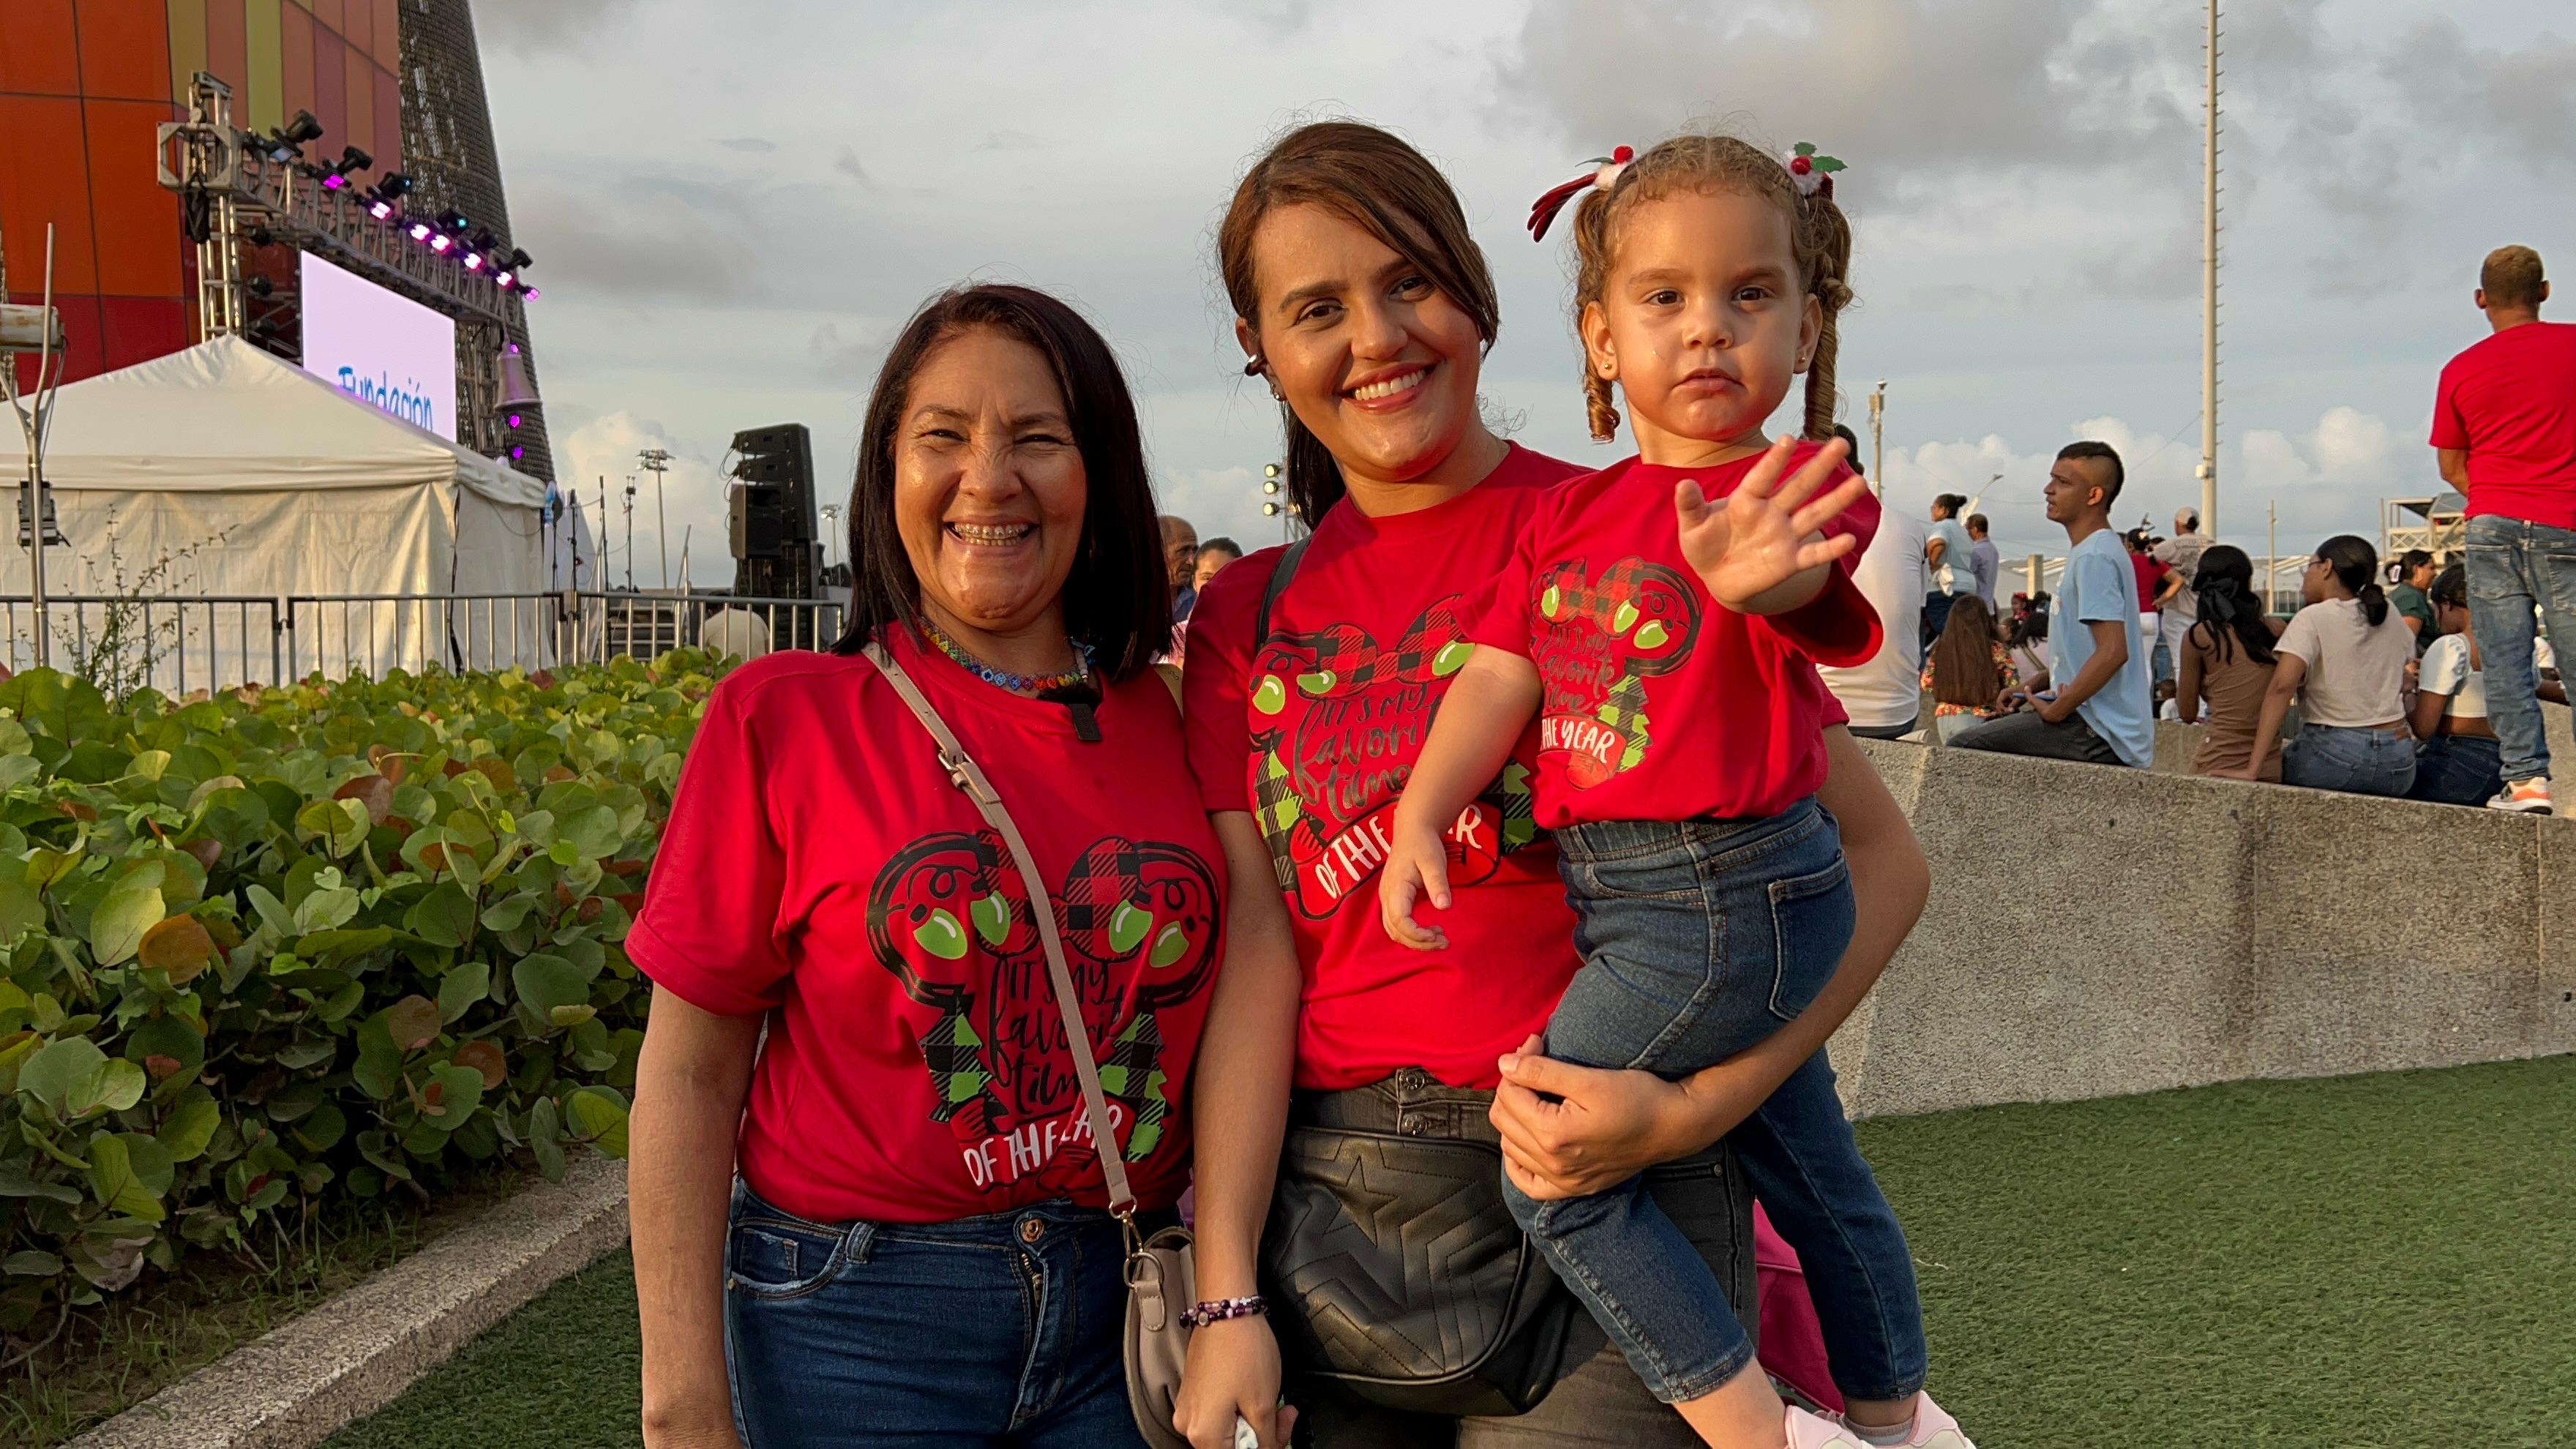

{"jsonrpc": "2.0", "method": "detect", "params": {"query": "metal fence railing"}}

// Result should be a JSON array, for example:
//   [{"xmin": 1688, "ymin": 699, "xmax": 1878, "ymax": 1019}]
[{"xmin": 0, "ymin": 591, "xmax": 845, "ymax": 694}]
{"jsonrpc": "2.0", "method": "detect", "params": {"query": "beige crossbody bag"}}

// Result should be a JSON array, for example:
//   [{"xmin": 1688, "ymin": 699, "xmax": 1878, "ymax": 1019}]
[{"xmin": 865, "ymin": 642, "xmax": 1201, "ymax": 1449}]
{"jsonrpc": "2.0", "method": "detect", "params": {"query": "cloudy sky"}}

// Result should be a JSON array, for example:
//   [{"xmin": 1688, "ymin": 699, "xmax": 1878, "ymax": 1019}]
[{"xmin": 471, "ymin": 0, "xmax": 2576, "ymax": 587}]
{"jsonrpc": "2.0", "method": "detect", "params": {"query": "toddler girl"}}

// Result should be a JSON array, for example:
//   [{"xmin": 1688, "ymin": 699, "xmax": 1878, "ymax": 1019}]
[{"xmin": 1379, "ymin": 135, "xmax": 1968, "ymax": 1449}]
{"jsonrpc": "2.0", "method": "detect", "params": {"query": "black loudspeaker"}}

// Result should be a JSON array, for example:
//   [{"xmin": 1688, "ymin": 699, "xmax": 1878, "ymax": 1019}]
[
  {"xmin": 729, "ymin": 485, "xmax": 786, "ymax": 558},
  {"xmin": 727, "ymin": 423, "xmax": 820, "ymax": 599}
]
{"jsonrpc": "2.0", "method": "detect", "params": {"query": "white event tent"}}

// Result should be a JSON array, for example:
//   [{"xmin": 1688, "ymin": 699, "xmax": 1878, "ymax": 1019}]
[{"xmin": 0, "ymin": 336, "xmax": 568, "ymax": 684}]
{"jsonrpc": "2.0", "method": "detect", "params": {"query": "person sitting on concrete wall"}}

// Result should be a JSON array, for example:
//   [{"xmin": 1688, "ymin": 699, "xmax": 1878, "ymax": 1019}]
[
  {"xmin": 1950, "ymin": 443, "xmax": 2153, "ymax": 766},
  {"xmin": 2231, "ymin": 536, "xmax": 2419, "ymax": 795},
  {"xmin": 1819, "ymin": 423, "xmax": 1931, "ymax": 741},
  {"xmin": 2176, "ymin": 544, "xmax": 2285, "ymax": 782},
  {"xmin": 2004, "ymin": 592, "xmax": 2050, "ymax": 689},
  {"xmin": 1922, "ymin": 594, "xmax": 2014, "ymax": 741},
  {"xmin": 2388, "ymin": 549, "xmax": 2438, "ymax": 656},
  {"xmin": 2407, "ymin": 564, "xmax": 2571, "ymax": 806},
  {"xmin": 2433, "ymin": 244, "xmax": 2576, "ymax": 815}
]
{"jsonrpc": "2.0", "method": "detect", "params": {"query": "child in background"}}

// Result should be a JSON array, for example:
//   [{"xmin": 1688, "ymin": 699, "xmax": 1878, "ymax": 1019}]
[{"xmin": 1379, "ymin": 137, "xmax": 1968, "ymax": 1449}]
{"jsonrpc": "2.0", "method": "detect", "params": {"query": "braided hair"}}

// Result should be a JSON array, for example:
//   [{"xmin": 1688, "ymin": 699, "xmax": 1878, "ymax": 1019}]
[{"xmin": 1565, "ymin": 135, "xmax": 1854, "ymax": 442}]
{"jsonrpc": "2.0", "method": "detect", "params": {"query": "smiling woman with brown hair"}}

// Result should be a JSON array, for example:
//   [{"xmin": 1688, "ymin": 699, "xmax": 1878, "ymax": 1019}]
[
  {"xmin": 624, "ymin": 283, "xmax": 1230, "ymax": 1448},
  {"xmin": 1173, "ymin": 122, "xmax": 1929, "ymax": 1449}
]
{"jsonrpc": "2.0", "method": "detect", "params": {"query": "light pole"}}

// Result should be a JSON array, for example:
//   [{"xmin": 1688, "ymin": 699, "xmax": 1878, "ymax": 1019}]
[
  {"xmin": 637, "ymin": 446, "xmax": 672, "ymax": 588},
  {"xmin": 1868, "ymin": 380, "xmax": 1886, "ymax": 495},
  {"xmin": 2201, "ymin": 0, "xmax": 2223, "ymax": 540},
  {"xmin": 622, "ymin": 478, "xmax": 637, "ymax": 592}
]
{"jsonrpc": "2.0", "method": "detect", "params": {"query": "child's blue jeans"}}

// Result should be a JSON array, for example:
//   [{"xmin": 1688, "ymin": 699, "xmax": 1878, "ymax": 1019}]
[{"xmin": 1509, "ymin": 798, "xmax": 1928, "ymax": 1406}]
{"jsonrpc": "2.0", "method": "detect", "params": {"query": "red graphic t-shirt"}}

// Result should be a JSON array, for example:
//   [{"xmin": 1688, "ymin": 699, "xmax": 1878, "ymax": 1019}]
[
  {"xmin": 2430, "ymin": 320, "xmax": 2576, "ymax": 528},
  {"xmin": 630, "ymin": 632, "xmax": 1224, "ymax": 1224},
  {"xmin": 1183, "ymin": 444, "xmax": 1586, "ymax": 1090},
  {"xmin": 1469, "ymin": 444, "xmax": 1882, "ymax": 829}
]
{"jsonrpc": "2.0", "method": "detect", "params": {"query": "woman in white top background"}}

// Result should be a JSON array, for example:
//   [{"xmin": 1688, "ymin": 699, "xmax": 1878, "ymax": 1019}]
[
  {"xmin": 2234, "ymin": 536, "xmax": 2419, "ymax": 795},
  {"xmin": 2408, "ymin": 564, "xmax": 2569, "ymax": 806}
]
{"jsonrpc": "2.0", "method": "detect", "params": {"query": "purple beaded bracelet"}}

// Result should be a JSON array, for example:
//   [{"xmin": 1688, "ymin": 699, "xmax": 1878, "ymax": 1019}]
[{"xmin": 1178, "ymin": 1294, "xmax": 1268, "ymax": 1329}]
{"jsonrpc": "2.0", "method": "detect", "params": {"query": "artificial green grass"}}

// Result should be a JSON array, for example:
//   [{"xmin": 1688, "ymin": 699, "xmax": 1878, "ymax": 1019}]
[
  {"xmin": 322, "ymin": 1248, "xmax": 643, "ymax": 1449},
  {"xmin": 334, "ymin": 1055, "xmax": 2576, "ymax": 1448}
]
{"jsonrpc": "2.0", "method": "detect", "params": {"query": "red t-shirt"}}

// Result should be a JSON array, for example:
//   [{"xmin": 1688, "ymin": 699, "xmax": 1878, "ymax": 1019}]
[
  {"xmin": 2129, "ymin": 555, "xmax": 2169, "ymax": 613},
  {"xmin": 1182, "ymin": 444, "xmax": 1586, "ymax": 1090},
  {"xmin": 2430, "ymin": 321, "xmax": 2576, "ymax": 528},
  {"xmin": 630, "ymin": 633, "xmax": 1225, "ymax": 1224},
  {"xmin": 1469, "ymin": 445, "xmax": 1881, "ymax": 829}
]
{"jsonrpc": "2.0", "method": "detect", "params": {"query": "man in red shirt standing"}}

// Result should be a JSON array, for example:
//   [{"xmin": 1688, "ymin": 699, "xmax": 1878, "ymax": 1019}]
[{"xmin": 2432, "ymin": 244, "xmax": 2576, "ymax": 815}]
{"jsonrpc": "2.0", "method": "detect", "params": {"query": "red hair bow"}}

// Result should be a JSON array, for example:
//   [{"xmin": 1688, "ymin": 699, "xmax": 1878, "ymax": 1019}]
[{"xmin": 1528, "ymin": 145, "xmax": 1634, "ymax": 242}]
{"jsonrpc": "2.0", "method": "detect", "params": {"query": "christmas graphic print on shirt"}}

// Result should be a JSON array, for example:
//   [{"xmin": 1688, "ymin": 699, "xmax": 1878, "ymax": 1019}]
[
  {"xmin": 629, "ymin": 637, "xmax": 1224, "ymax": 1224},
  {"xmin": 869, "ymin": 825, "xmax": 1217, "ymax": 1194},
  {"xmin": 1247, "ymin": 588, "xmax": 1536, "ymax": 919},
  {"xmin": 1182, "ymin": 443, "xmax": 1592, "ymax": 1089},
  {"xmin": 1472, "ymin": 443, "xmax": 1883, "ymax": 829}
]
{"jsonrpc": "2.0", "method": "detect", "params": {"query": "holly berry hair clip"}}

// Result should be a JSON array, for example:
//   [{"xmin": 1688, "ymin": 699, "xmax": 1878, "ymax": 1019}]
[
  {"xmin": 1786, "ymin": 142, "xmax": 1846, "ymax": 199},
  {"xmin": 1527, "ymin": 144, "xmax": 1635, "ymax": 242}
]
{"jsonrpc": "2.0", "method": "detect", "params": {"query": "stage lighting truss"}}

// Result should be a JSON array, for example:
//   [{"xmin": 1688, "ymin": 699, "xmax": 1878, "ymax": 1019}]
[{"xmin": 156, "ymin": 70, "xmax": 530, "ymax": 458}]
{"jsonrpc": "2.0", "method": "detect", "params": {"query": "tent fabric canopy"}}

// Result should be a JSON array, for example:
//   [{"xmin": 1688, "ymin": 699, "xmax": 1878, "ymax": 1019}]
[
  {"xmin": 1, "ymin": 334, "xmax": 542, "ymax": 509},
  {"xmin": 0, "ymin": 335, "xmax": 550, "ymax": 607}
]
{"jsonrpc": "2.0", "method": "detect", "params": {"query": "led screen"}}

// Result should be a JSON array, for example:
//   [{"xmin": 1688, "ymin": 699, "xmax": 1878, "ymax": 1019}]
[{"xmin": 299, "ymin": 252, "xmax": 458, "ymax": 441}]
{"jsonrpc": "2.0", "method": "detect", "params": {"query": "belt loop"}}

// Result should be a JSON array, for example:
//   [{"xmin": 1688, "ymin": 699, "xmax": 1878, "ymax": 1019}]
[{"xmin": 843, "ymin": 1219, "xmax": 879, "ymax": 1265}]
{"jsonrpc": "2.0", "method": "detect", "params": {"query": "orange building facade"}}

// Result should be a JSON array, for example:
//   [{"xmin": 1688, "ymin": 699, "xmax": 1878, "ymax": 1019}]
[{"xmin": 1, "ymin": 0, "xmax": 403, "ymax": 389}]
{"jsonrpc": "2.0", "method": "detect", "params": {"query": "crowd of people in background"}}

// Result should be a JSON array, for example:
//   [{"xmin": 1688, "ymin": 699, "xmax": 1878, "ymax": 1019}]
[{"xmin": 1829, "ymin": 242, "xmax": 2575, "ymax": 816}]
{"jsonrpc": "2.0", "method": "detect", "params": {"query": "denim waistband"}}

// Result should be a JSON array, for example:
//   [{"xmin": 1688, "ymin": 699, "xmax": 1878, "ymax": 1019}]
[
  {"xmin": 732, "ymin": 1180, "xmax": 1175, "ymax": 1245},
  {"xmin": 1288, "ymin": 1069, "xmax": 1725, "ymax": 1168},
  {"xmin": 1553, "ymin": 796, "xmax": 1824, "ymax": 866}
]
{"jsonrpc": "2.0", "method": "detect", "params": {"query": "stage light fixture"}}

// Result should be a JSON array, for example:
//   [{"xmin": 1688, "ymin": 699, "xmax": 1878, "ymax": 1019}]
[
  {"xmin": 508, "ymin": 413, "xmax": 523, "ymax": 430},
  {"xmin": 375, "ymin": 172, "xmax": 415, "ymax": 201},
  {"xmin": 409, "ymin": 222, "xmax": 434, "ymax": 241},
  {"xmin": 281, "ymin": 111, "xmax": 323, "ymax": 146},
  {"xmin": 429, "ymin": 233, "xmax": 453, "ymax": 252},
  {"xmin": 493, "ymin": 271, "xmax": 514, "ymax": 288},
  {"xmin": 508, "ymin": 248, "xmax": 533, "ymax": 270},
  {"xmin": 521, "ymin": 287, "xmax": 540, "ymax": 301},
  {"xmin": 510, "ymin": 446, "xmax": 525, "ymax": 460},
  {"xmin": 370, "ymin": 199, "xmax": 396, "ymax": 220},
  {"xmin": 436, "ymin": 209, "xmax": 471, "ymax": 234},
  {"xmin": 463, "ymin": 252, "xmax": 484, "ymax": 271}
]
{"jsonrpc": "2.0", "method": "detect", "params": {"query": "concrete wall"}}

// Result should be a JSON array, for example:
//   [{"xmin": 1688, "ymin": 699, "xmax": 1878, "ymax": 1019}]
[{"xmin": 1827, "ymin": 738, "xmax": 2576, "ymax": 1118}]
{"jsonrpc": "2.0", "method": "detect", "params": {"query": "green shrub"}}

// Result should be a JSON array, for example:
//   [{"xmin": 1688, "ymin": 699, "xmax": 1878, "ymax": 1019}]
[{"xmin": 0, "ymin": 652, "xmax": 724, "ymax": 1340}]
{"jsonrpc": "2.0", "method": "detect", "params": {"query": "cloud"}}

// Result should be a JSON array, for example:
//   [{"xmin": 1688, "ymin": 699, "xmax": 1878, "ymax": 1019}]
[
  {"xmin": 833, "ymin": 148, "xmax": 874, "ymax": 187},
  {"xmin": 474, "ymin": 0, "xmax": 647, "ymax": 53},
  {"xmin": 808, "ymin": 321, "xmax": 890, "ymax": 389},
  {"xmin": 505, "ymin": 169, "xmax": 774, "ymax": 304},
  {"xmin": 556, "ymin": 411, "xmax": 730, "ymax": 591},
  {"xmin": 974, "ymin": 130, "xmax": 1041, "ymax": 152},
  {"xmin": 716, "ymin": 137, "xmax": 777, "ymax": 154},
  {"xmin": 1883, "ymin": 406, "xmax": 2416, "ymax": 563}
]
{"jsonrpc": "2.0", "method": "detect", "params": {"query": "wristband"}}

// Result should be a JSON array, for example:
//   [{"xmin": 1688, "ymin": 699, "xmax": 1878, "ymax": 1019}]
[{"xmin": 1178, "ymin": 1294, "xmax": 1268, "ymax": 1329}]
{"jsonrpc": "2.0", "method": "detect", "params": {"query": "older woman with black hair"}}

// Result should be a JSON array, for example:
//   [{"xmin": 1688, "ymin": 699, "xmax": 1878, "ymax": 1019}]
[{"xmin": 626, "ymin": 284, "xmax": 1233, "ymax": 1448}]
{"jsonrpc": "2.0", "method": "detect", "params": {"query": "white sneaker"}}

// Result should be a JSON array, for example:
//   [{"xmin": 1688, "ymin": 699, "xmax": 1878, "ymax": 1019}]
[
  {"xmin": 1785, "ymin": 1405, "xmax": 1866, "ymax": 1448},
  {"xmin": 1843, "ymin": 1394, "xmax": 1976, "ymax": 1449},
  {"xmin": 2488, "ymin": 776, "xmax": 2553, "ymax": 815}
]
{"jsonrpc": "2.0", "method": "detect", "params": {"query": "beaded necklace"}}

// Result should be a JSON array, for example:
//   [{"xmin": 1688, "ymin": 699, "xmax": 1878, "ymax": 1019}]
[{"xmin": 917, "ymin": 614, "xmax": 1093, "ymax": 695}]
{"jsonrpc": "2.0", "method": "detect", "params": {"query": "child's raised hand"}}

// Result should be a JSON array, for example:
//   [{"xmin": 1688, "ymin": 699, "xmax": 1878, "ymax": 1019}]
[
  {"xmin": 1378, "ymin": 827, "xmax": 1453, "ymax": 952},
  {"xmin": 1675, "ymin": 435, "xmax": 1869, "ymax": 613}
]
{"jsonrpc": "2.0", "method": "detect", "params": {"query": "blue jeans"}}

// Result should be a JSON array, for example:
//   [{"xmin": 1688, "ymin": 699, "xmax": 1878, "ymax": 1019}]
[
  {"xmin": 724, "ymin": 1183, "xmax": 1158, "ymax": 1447},
  {"xmin": 1516, "ymin": 800, "xmax": 1926, "ymax": 1406},
  {"xmin": 2282, "ymin": 723, "xmax": 2417, "ymax": 797},
  {"xmin": 2464, "ymin": 514, "xmax": 2576, "ymax": 785},
  {"xmin": 2408, "ymin": 734, "xmax": 2504, "ymax": 807}
]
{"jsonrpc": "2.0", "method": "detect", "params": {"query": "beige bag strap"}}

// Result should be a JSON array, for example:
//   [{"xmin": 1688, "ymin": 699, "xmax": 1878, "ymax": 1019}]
[{"xmin": 864, "ymin": 640, "xmax": 1138, "ymax": 1218}]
